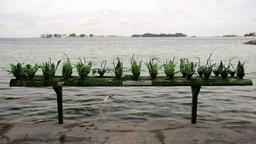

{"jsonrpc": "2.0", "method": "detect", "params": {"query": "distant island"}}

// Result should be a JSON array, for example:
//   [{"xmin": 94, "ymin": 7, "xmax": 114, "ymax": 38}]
[
  {"xmin": 244, "ymin": 32, "xmax": 256, "ymax": 37},
  {"xmin": 222, "ymin": 35, "xmax": 237, "ymax": 37},
  {"xmin": 40, "ymin": 33, "xmax": 125, "ymax": 38},
  {"xmin": 131, "ymin": 33, "xmax": 187, "ymax": 37},
  {"xmin": 40, "ymin": 32, "xmax": 256, "ymax": 38}
]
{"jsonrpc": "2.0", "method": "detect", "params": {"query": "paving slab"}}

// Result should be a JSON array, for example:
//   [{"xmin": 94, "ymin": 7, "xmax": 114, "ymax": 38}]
[{"xmin": 1, "ymin": 122, "xmax": 256, "ymax": 144}]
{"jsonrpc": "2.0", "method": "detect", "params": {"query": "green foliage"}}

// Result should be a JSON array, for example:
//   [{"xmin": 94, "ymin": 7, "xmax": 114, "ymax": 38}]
[
  {"xmin": 62, "ymin": 55, "xmax": 72, "ymax": 79},
  {"xmin": 8, "ymin": 56, "xmax": 246, "ymax": 81},
  {"xmin": 93, "ymin": 60, "xmax": 110, "ymax": 77},
  {"xmin": 113, "ymin": 58, "xmax": 123, "ymax": 79},
  {"xmin": 229, "ymin": 70, "xmax": 235, "ymax": 77},
  {"xmin": 213, "ymin": 65, "xmax": 220, "ymax": 77},
  {"xmin": 236, "ymin": 61, "xmax": 245, "ymax": 79},
  {"xmin": 162, "ymin": 57, "xmax": 176, "ymax": 79},
  {"xmin": 180, "ymin": 58, "xmax": 187, "ymax": 77},
  {"xmin": 130, "ymin": 55, "xmax": 142, "ymax": 80},
  {"xmin": 228, "ymin": 57, "xmax": 236, "ymax": 77},
  {"xmin": 146, "ymin": 58, "xmax": 158, "ymax": 79},
  {"xmin": 199, "ymin": 53, "xmax": 214, "ymax": 79},
  {"xmin": 203, "ymin": 66, "xmax": 213, "ymax": 79},
  {"xmin": 197, "ymin": 66, "xmax": 205, "ymax": 77},
  {"xmin": 196, "ymin": 53, "xmax": 215, "ymax": 79},
  {"xmin": 24, "ymin": 64, "xmax": 39, "ymax": 79},
  {"xmin": 218, "ymin": 61, "xmax": 229, "ymax": 79},
  {"xmin": 7, "ymin": 63, "xmax": 25, "ymax": 79},
  {"xmin": 180, "ymin": 58, "xmax": 195, "ymax": 79},
  {"xmin": 195, "ymin": 57, "xmax": 204, "ymax": 77},
  {"xmin": 40, "ymin": 59, "xmax": 61, "ymax": 80},
  {"xmin": 184, "ymin": 61, "xmax": 195, "ymax": 79},
  {"xmin": 75, "ymin": 58, "xmax": 92, "ymax": 79}
]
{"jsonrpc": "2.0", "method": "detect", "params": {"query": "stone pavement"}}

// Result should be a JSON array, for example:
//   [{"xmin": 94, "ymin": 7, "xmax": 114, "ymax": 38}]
[{"xmin": 1, "ymin": 122, "xmax": 256, "ymax": 144}]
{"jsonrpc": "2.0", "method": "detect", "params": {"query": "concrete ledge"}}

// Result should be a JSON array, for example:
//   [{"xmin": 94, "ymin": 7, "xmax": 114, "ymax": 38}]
[
  {"xmin": 10, "ymin": 76, "xmax": 253, "ymax": 87},
  {"xmin": 1, "ymin": 122, "xmax": 256, "ymax": 144}
]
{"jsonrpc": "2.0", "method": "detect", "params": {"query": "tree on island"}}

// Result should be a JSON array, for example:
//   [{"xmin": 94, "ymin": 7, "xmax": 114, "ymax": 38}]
[
  {"xmin": 69, "ymin": 33, "xmax": 76, "ymax": 37},
  {"xmin": 131, "ymin": 33, "xmax": 187, "ymax": 37},
  {"xmin": 79, "ymin": 34, "xmax": 86, "ymax": 37},
  {"xmin": 244, "ymin": 32, "xmax": 256, "ymax": 37},
  {"xmin": 40, "ymin": 34, "xmax": 46, "ymax": 38},
  {"xmin": 40, "ymin": 33, "xmax": 119, "ymax": 38},
  {"xmin": 41, "ymin": 34, "xmax": 53, "ymax": 38},
  {"xmin": 53, "ymin": 34, "xmax": 61, "ymax": 38}
]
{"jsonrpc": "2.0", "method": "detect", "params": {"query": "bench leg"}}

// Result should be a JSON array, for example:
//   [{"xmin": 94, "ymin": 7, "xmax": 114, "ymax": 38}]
[
  {"xmin": 191, "ymin": 85, "xmax": 201, "ymax": 124},
  {"xmin": 53, "ymin": 86, "xmax": 63, "ymax": 124}
]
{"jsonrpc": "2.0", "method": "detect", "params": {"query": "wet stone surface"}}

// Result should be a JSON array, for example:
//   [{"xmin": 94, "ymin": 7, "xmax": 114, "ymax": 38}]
[{"xmin": 1, "ymin": 122, "xmax": 256, "ymax": 144}]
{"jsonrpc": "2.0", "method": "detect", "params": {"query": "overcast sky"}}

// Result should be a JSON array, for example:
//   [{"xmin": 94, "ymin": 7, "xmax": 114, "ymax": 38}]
[{"xmin": 0, "ymin": 0, "xmax": 256, "ymax": 37}]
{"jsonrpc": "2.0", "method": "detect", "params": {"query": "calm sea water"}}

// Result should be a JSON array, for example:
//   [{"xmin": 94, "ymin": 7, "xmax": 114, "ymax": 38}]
[{"xmin": 0, "ymin": 37, "xmax": 255, "ymax": 124}]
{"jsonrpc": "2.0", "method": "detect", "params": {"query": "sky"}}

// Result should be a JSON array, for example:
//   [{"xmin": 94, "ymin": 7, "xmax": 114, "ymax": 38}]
[{"xmin": 0, "ymin": 0, "xmax": 256, "ymax": 37}]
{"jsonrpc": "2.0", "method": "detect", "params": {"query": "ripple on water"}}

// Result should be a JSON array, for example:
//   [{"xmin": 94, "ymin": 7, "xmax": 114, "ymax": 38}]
[
  {"xmin": 1, "ymin": 38, "xmax": 256, "ymax": 124},
  {"xmin": 3, "ymin": 96, "xmax": 22, "ymax": 100}
]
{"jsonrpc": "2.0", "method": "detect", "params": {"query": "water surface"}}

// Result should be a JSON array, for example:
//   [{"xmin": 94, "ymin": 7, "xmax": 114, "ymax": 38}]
[{"xmin": 0, "ymin": 37, "xmax": 255, "ymax": 124}]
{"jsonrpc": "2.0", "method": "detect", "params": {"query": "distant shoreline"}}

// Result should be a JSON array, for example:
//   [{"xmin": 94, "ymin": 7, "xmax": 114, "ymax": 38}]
[
  {"xmin": 37, "ymin": 32, "xmax": 256, "ymax": 39},
  {"xmin": 1, "ymin": 35, "xmax": 256, "ymax": 39},
  {"xmin": 131, "ymin": 33, "xmax": 187, "ymax": 37},
  {"xmin": 40, "ymin": 33, "xmax": 128, "ymax": 38},
  {"xmin": 39, "ymin": 33, "xmax": 187, "ymax": 38}
]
